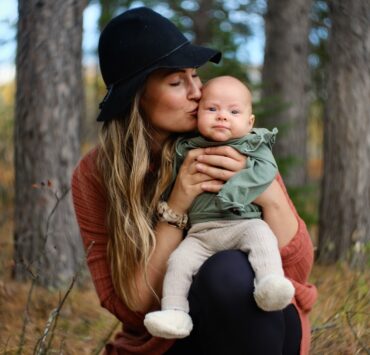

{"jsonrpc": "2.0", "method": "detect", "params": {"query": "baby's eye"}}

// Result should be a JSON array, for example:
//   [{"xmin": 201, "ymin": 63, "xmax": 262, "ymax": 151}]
[
  {"xmin": 231, "ymin": 110, "xmax": 240, "ymax": 115},
  {"xmin": 208, "ymin": 107, "xmax": 217, "ymax": 112}
]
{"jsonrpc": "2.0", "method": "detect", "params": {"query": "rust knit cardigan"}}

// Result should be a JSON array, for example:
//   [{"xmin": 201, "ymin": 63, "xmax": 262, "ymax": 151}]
[{"xmin": 71, "ymin": 148, "xmax": 318, "ymax": 355}]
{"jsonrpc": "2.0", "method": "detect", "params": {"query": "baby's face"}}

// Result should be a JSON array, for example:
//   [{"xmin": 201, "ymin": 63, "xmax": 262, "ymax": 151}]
[{"xmin": 197, "ymin": 77, "xmax": 255, "ymax": 142}]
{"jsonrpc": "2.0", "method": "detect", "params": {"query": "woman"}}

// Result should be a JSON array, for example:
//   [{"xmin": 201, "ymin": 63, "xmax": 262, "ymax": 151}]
[{"xmin": 72, "ymin": 7, "xmax": 317, "ymax": 355}]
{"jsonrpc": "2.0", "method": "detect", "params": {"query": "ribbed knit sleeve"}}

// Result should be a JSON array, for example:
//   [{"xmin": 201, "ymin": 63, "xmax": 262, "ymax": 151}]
[
  {"xmin": 276, "ymin": 174, "xmax": 318, "ymax": 313},
  {"xmin": 71, "ymin": 149, "xmax": 144, "ymax": 329}
]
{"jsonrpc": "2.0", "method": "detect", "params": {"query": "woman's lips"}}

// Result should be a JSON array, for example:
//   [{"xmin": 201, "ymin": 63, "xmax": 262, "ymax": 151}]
[{"xmin": 188, "ymin": 108, "xmax": 198, "ymax": 116}]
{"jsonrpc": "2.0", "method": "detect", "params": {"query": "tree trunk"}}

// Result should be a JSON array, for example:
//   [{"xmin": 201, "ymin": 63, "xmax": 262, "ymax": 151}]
[
  {"xmin": 318, "ymin": 0, "xmax": 370, "ymax": 267},
  {"xmin": 262, "ymin": 0, "xmax": 312, "ymax": 187},
  {"xmin": 14, "ymin": 0, "xmax": 86, "ymax": 286},
  {"xmin": 190, "ymin": 0, "xmax": 213, "ymax": 45}
]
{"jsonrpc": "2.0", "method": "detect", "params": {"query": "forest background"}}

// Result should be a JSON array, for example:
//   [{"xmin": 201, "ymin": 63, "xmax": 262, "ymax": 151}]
[{"xmin": 0, "ymin": 0, "xmax": 369, "ymax": 354}]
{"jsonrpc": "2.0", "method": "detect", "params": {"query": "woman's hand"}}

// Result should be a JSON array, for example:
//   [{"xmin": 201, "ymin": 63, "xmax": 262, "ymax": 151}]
[
  {"xmin": 195, "ymin": 146, "xmax": 247, "ymax": 190},
  {"xmin": 167, "ymin": 146, "xmax": 246, "ymax": 213}
]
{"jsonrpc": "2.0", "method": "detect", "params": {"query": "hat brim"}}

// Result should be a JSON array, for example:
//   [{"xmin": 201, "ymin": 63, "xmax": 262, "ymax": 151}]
[{"xmin": 97, "ymin": 43, "xmax": 221, "ymax": 122}]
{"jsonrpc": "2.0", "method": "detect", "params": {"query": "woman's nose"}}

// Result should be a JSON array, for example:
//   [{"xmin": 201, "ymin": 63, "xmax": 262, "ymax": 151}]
[{"xmin": 188, "ymin": 80, "xmax": 202, "ymax": 100}]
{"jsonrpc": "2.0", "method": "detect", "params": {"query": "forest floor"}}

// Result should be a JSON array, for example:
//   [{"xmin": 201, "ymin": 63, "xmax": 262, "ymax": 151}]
[{"xmin": 0, "ymin": 217, "xmax": 369, "ymax": 354}]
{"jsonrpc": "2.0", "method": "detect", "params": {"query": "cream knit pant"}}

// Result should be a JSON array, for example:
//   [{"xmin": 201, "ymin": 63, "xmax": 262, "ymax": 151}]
[{"xmin": 161, "ymin": 219, "xmax": 284, "ymax": 313}]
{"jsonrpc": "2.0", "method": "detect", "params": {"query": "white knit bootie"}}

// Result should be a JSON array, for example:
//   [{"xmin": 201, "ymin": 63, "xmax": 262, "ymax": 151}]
[
  {"xmin": 254, "ymin": 274, "xmax": 295, "ymax": 311},
  {"xmin": 144, "ymin": 310, "xmax": 193, "ymax": 339}
]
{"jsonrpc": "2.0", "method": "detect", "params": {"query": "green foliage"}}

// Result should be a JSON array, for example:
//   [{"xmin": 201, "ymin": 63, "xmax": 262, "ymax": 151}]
[
  {"xmin": 95, "ymin": 0, "xmax": 137, "ymax": 30},
  {"xmin": 309, "ymin": 0, "xmax": 330, "ymax": 103},
  {"xmin": 93, "ymin": 0, "xmax": 261, "ymax": 81},
  {"xmin": 287, "ymin": 183, "xmax": 320, "ymax": 227},
  {"xmin": 167, "ymin": 0, "xmax": 258, "ymax": 81},
  {"xmin": 198, "ymin": 60, "xmax": 248, "ymax": 83},
  {"xmin": 253, "ymin": 95, "xmax": 291, "ymax": 126}
]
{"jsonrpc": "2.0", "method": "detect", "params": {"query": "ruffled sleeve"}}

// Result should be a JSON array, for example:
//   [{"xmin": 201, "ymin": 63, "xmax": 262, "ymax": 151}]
[{"xmin": 216, "ymin": 129, "xmax": 278, "ymax": 212}]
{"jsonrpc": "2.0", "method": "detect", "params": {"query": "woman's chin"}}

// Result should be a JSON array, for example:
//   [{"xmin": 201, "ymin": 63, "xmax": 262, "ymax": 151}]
[{"xmin": 182, "ymin": 119, "xmax": 198, "ymax": 132}]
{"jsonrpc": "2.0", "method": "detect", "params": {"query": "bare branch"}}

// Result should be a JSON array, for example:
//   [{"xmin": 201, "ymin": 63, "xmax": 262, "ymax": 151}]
[
  {"xmin": 33, "ymin": 241, "xmax": 95, "ymax": 354},
  {"xmin": 17, "ymin": 280, "xmax": 36, "ymax": 355},
  {"xmin": 311, "ymin": 322, "xmax": 337, "ymax": 332}
]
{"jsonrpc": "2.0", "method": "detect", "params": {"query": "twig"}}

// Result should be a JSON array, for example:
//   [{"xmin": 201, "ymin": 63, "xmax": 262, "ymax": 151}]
[
  {"xmin": 29, "ymin": 188, "xmax": 70, "ymax": 271},
  {"xmin": 311, "ymin": 322, "xmax": 337, "ymax": 332},
  {"xmin": 45, "ymin": 292, "xmax": 62, "ymax": 351},
  {"xmin": 17, "ymin": 278, "xmax": 36, "ymax": 355},
  {"xmin": 34, "ymin": 275, "xmax": 76, "ymax": 355},
  {"xmin": 33, "ymin": 308, "xmax": 58, "ymax": 354},
  {"xmin": 2, "ymin": 335, "xmax": 12, "ymax": 353},
  {"xmin": 346, "ymin": 311, "xmax": 370, "ymax": 355},
  {"xmin": 58, "ymin": 336, "xmax": 66, "ymax": 355},
  {"xmin": 17, "ymin": 187, "xmax": 70, "ymax": 354},
  {"xmin": 92, "ymin": 320, "xmax": 120, "ymax": 355},
  {"xmin": 33, "ymin": 241, "xmax": 95, "ymax": 354},
  {"xmin": 33, "ymin": 274, "xmax": 77, "ymax": 355},
  {"xmin": 311, "ymin": 270, "xmax": 364, "ymax": 342}
]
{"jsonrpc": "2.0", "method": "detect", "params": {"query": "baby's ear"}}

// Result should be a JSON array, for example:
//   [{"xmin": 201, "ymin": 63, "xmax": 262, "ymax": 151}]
[{"xmin": 249, "ymin": 114, "xmax": 255, "ymax": 125}]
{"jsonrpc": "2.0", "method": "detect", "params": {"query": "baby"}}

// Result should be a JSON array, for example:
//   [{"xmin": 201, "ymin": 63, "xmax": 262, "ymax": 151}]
[{"xmin": 144, "ymin": 76, "xmax": 295, "ymax": 339}]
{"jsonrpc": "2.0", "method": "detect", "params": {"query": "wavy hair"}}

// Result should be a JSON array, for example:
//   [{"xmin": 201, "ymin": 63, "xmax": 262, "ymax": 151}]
[{"xmin": 96, "ymin": 94, "xmax": 176, "ymax": 310}]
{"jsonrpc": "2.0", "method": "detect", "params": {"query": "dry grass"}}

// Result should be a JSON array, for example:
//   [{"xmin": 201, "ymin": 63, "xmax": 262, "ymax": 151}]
[
  {"xmin": 0, "ymin": 279, "xmax": 117, "ymax": 354},
  {"xmin": 0, "ymin": 218, "xmax": 118, "ymax": 355},
  {"xmin": 309, "ymin": 264, "xmax": 369, "ymax": 354},
  {"xmin": 0, "ymin": 217, "xmax": 369, "ymax": 354}
]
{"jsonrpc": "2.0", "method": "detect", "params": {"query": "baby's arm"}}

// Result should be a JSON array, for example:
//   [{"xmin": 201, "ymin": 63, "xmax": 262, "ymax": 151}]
[{"xmin": 217, "ymin": 142, "xmax": 278, "ymax": 212}]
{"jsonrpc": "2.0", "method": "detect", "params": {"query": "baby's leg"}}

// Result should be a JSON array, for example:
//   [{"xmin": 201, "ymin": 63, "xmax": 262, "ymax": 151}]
[
  {"xmin": 162, "ymin": 236, "xmax": 212, "ymax": 311},
  {"xmin": 144, "ymin": 235, "xmax": 213, "ymax": 339},
  {"xmin": 237, "ymin": 219, "xmax": 295, "ymax": 311}
]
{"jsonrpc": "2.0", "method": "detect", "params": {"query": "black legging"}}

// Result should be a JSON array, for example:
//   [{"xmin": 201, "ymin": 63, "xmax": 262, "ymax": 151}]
[{"xmin": 165, "ymin": 250, "xmax": 301, "ymax": 355}]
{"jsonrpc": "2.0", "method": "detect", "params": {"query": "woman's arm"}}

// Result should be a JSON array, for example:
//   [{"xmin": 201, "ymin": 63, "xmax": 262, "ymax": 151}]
[
  {"xmin": 71, "ymin": 152, "xmax": 143, "ymax": 327},
  {"xmin": 73, "ymin": 147, "xmax": 247, "ymax": 317},
  {"xmin": 134, "ymin": 147, "xmax": 248, "ymax": 313},
  {"xmin": 253, "ymin": 177, "xmax": 299, "ymax": 248},
  {"xmin": 198, "ymin": 149, "xmax": 298, "ymax": 248},
  {"xmin": 264, "ymin": 174, "xmax": 318, "ymax": 312}
]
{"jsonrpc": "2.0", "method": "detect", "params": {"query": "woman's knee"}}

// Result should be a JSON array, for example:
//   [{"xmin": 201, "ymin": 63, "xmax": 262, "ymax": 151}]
[{"xmin": 190, "ymin": 250, "xmax": 255, "ymax": 309}]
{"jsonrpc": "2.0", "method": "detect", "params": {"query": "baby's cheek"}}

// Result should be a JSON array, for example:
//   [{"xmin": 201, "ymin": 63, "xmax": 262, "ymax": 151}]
[{"xmin": 197, "ymin": 117, "xmax": 206, "ymax": 133}]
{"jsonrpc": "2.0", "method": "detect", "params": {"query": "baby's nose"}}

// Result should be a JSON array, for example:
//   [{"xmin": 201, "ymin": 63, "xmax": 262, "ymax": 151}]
[{"xmin": 217, "ymin": 113, "xmax": 228, "ymax": 120}]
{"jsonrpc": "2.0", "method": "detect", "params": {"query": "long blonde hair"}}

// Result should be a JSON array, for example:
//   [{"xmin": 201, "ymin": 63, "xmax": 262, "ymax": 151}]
[{"xmin": 96, "ymin": 94, "xmax": 176, "ymax": 310}]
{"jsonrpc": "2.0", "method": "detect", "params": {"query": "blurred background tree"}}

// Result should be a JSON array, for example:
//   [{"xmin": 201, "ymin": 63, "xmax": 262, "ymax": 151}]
[
  {"xmin": 318, "ymin": 0, "xmax": 370, "ymax": 268},
  {"xmin": 262, "ymin": 0, "xmax": 312, "ymax": 187},
  {"xmin": 13, "ymin": 0, "xmax": 87, "ymax": 286}
]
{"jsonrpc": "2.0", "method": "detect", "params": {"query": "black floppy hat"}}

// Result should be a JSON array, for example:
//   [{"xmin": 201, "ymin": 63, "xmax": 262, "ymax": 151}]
[{"xmin": 97, "ymin": 7, "xmax": 221, "ymax": 122}]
